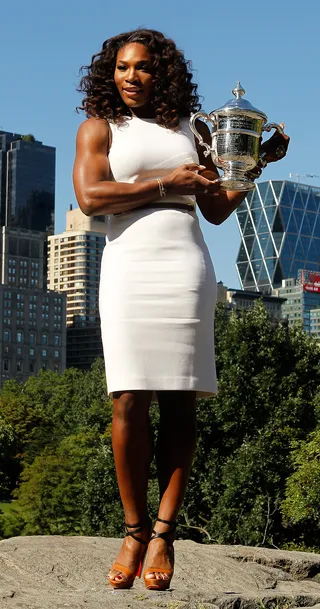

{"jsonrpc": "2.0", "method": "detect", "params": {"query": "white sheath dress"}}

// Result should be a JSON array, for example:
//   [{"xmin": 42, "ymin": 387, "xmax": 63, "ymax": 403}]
[{"xmin": 99, "ymin": 116, "xmax": 217, "ymax": 400}]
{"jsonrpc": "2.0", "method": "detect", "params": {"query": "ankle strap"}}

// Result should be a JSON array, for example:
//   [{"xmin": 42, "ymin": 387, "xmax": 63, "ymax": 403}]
[
  {"xmin": 124, "ymin": 517, "xmax": 151, "ymax": 545},
  {"xmin": 149, "ymin": 517, "xmax": 177, "ymax": 544},
  {"xmin": 156, "ymin": 517, "xmax": 177, "ymax": 527}
]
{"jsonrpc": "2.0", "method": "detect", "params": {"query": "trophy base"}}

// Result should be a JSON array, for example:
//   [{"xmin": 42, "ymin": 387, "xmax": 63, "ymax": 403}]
[{"xmin": 213, "ymin": 175, "xmax": 256, "ymax": 192}]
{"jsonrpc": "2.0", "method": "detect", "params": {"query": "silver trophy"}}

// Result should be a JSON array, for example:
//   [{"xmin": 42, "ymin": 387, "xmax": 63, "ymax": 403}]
[{"xmin": 190, "ymin": 82, "xmax": 284, "ymax": 191}]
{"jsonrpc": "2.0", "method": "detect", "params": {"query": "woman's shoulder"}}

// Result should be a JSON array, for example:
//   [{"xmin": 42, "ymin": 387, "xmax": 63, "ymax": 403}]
[
  {"xmin": 76, "ymin": 117, "xmax": 111, "ymax": 147},
  {"xmin": 77, "ymin": 116, "xmax": 110, "ymax": 137}
]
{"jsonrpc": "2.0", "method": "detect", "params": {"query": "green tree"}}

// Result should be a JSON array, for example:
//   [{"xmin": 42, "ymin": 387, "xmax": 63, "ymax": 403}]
[
  {"xmin": 281, "ymin": 424, "xmax": 320, "ymax": 547},
  {"xmin": 1, "ymin": 302, "xmax": 319, "ymax": 548},
  {"xmin": 21, "ymin": 134, "xmax": 35, "ymax": 142},
  {"xmin": 182, "ymin": 302, "xmax": 320, "ymax": 546},
  {"xmin": 0, "ymin": 361, "xmax": 110, "ymax": 479},
  {"xmin": 82, "ymin": 435, "xmax": 123, "ymax": 537},
  {"xmin": 0, "ymin": 417, "xmax": 16, "ymax": 499},
  {"xmin": 11, "ymin": 432, "xmax": 99, "ymax": 535}
]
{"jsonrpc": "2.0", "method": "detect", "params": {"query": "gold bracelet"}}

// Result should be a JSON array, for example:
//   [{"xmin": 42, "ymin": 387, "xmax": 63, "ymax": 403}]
[{"xmin": 156, "ymin": 178, "xmax": 166, "ymax": 198}]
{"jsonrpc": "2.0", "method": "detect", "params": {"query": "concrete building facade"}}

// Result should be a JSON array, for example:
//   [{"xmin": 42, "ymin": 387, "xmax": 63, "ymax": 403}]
[
  {"xmin": 0, "ymin": 227, "xmax": 66, "ymax": 384},
  {"xmin": 216, "ymin": 281, "xmax": 285, "ymax": 319},
  {"xmin": 1, "ymin": 286, "xmax": 66, "ymax": 384},
  {"xmin": 272, "ymin": 271, "xmax": 320, "ymax": 337},
  {"xmin": 47, "ymin": 207, "xmax": 107, "ymax": 369}
]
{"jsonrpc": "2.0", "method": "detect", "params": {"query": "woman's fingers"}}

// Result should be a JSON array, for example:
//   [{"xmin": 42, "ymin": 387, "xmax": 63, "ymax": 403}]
[
  {"xmin": 193, "ymin": 175, "xmax": 217, "ymax": 193},
  {"xmin": 183, "ymin": 163, "xmax": 206, "ymax": 172}
]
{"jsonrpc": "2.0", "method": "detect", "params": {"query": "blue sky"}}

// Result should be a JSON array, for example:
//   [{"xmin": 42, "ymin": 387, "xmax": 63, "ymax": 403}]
[{"xmin": 0, "ymin": 0, "xmax": 319, "ymax": 288}]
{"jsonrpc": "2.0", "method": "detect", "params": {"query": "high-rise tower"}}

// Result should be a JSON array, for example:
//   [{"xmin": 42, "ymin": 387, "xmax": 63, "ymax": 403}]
[{"xmin": 235, "ymin": 180, "xmax": 320, "ymax": 293}]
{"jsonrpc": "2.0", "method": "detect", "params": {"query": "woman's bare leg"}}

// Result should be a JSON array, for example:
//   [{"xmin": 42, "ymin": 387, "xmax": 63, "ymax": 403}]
[
  {"xmin": 109, "ymin": 390, "xmax": 153, "ymax": 584},
  {"xmin": 145, "ymin": 390, "xmax": 197, "ymax": 581}
]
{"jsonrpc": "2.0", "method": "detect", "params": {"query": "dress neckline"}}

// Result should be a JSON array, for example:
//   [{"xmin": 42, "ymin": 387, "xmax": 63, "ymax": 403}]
[{"xmin": 130, "ymin": 115, "xmax": 157, "ymax": 123}]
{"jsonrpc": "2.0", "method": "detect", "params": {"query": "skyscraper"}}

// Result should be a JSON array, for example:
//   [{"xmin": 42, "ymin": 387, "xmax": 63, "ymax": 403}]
[
  {"xmin": 47, "ymin": 207, "xmax": 107, "ymax": 369},
  {"xmin": 0, "ymin": 131, "xmax": 65, "ymax": 384},
  {"xmin": 0, "ymin": 227, "xmax": 66, "ymax": 384},
  {"xmin": 235, "ymin": 180, "xmax": 320, "ymax": 293},
  {"xmin": 0, "ymin": 131, "xmax": 55, "ymax": 233}
]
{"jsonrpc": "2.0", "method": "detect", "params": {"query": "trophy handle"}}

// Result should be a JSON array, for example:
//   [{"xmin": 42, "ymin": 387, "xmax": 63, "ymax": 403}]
[
  {"xmin": 262, "ymin": 122, "xmax": 284, "ymax": 135},
  {"xmin": 189, "ymin": 111, "xmax": 216, "ymax": 157}
]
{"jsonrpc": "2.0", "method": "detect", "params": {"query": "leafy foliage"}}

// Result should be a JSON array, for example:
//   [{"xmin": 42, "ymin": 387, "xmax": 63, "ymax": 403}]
[
  {"xmin": 281, "ymin": 420, "xmax": 320, "ymax": 546},
  {"xmin": 0, "ymin": 304, "xmax": 319, "ymax": 549}
]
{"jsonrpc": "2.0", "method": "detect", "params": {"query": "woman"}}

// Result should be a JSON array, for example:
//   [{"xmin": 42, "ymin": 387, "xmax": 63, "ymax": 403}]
[{"xmin": 73, "ymin": 29, "xmax": 289, "ymax": 591}]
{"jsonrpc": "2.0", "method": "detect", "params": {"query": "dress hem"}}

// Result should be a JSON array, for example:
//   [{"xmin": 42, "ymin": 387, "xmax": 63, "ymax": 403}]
[{"xmin": 107, "ymin": 385, "xmax": 217, "ymax": 402}]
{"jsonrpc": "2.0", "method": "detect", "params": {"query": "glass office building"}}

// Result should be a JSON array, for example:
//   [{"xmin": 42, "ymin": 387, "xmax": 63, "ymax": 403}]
[
  {"xmin": 0, "ymin": 131, "xmax": 55, "ymax": 233},
  {"xmin": 236, "ymin": 180, "xmax": 320, "ymax": 292}
]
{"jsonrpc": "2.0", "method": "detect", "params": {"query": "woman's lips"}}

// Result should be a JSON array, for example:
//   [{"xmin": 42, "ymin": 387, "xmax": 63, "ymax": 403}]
[{"xmin": 123, "ymin": 88, "xmax": 143, "ymax": 97}]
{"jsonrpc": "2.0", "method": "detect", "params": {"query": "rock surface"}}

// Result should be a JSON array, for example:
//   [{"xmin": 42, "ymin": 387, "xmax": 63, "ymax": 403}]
[{"xmin": 1, "ymin": 536, "xmax": 320, "ymax": 609}]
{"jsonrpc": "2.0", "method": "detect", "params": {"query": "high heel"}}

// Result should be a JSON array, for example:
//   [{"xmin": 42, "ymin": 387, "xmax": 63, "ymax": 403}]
[
  {"xmin": 143, "ymin": 517, "xmax": 176, "ymax": 591},
  {"xmin": 108, "ymin": 517, "xmax": 151, "ymax": 589}
]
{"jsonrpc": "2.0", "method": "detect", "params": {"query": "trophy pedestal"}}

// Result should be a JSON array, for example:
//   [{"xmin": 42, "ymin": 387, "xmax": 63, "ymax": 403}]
[{"xmin": 213, "ymin": 169, "xmax": 255, "ymax": 192}]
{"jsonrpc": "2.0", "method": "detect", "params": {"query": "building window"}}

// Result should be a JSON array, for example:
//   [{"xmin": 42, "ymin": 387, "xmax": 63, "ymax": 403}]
[
  {"xmin": 54, "ymin": 364, "xmax": 59, "ymax": 373},
  {"xmin": 4, "ymin": 346, "xmax": 9, "ymax": 354},
  {"xmin": 42, "ymin": 349, "xmax": 47, "ymax": 358},
  {"xmin": 42, "ymin": 334, "xmax": 48, "ymax": 345},
  {"xmin": 3, "ymin": 360, "xmax": 9, "ymax": 372},
  {"xmin": 16, "ymin": 361, "xmax": 23, "ymax": 373},
  {"xmin": 29, "ymin": 361, "xmax": 35, "ymax": 373},
  {"xmin": 29, "ymin": 332, "xmax": 35, "ymax": 344},
  {"xmin": 54, "ymin": 335, "xmax": 60, "ymax": 346},
  {"xmin": 17, "ymin": 331, "xmax": 23, "ymax": 343},
  {"xmin": 29, "ymin": 348, "xmax": 35, "ymax": 356},
  {"xmin": 54, "ymin": 350, "xmax": 60, "ymax": 358},
  {"xmin": 17, "ymin": 347, "xmax": 22, "ymax": 356},
  {"xmin": 42, "ymin": 362, "xmax": 47, "ymax": 371},
  {"xmin": 3, "ymin": 330, "xmax": 10, "ymax": 342}
]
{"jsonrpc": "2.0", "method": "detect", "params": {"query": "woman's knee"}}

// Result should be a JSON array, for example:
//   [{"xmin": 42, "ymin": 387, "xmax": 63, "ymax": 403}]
[{"xmin": 113, "ymin": 390, "xmax": 152, "ymax": 423}]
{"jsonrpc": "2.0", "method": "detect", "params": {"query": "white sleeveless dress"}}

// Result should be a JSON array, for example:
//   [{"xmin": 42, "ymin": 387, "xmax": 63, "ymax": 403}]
[{"xmin": 99, "ymin": 116, "xmax": 217, "ymax": 400}]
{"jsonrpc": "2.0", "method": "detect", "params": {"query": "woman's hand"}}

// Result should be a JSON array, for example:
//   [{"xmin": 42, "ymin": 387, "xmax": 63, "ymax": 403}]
[
  {"xmin": 162, "ymin": 163, "xmax": 218, "ymax": 196},
  {"xmin": 247, "ymin": 123, "xmax": 290, "ymax": 181},
  {"xmin": 259, "ymin": 122, "xmax": 290, "ymax": 163}
]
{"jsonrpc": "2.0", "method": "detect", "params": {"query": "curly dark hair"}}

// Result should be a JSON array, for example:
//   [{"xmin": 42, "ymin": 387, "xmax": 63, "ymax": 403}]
[{"xmin": 76, "ymin": 29, "xmax": 201, "ymax": 130}]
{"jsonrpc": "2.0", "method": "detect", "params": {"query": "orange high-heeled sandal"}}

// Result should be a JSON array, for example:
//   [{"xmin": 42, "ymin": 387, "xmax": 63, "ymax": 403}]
[
  {"xmin": 108, "ymin": 518, "xmax": 151, "ymax": 589},
  {"xmin": 143, "ymin": 517, "xmax": 176, "ymax": 591}
]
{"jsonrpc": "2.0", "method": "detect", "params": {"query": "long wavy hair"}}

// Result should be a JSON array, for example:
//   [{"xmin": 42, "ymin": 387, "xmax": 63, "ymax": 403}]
[{"xmin": 76, "ymin": 29, "xmax": 201, "ymax": 130}]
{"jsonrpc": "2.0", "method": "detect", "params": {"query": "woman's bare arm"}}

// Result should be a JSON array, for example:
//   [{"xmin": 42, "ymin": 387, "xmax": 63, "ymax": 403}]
[
  {"xmin": 73, "ymin": 117, "xmax": 165, "ymax": 216},
  {"xmin": 73, "ymin": 117, "xmax": 223, "ymax": 216}
]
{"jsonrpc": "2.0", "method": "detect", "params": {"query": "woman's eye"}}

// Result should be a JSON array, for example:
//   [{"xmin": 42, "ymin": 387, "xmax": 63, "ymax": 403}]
[{"xmin": 117, "ymin": 65, "xmax": 126, "ymax": 71}]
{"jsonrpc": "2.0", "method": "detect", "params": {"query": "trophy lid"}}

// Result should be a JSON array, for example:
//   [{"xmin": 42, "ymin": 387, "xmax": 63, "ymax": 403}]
[{"xmin": 214, "ymin": 82, "xmax": 267, "ymax": 120}]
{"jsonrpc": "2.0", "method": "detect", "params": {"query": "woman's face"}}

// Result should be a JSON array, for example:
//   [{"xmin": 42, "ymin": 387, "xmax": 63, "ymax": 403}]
[{"xmin": 114, "ymin": 43, "xmax": 154, "ymax": 114}]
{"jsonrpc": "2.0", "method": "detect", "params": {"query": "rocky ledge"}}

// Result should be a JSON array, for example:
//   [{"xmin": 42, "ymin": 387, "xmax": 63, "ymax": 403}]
[{"xmin": 1, "ymin": 536, "xmax": 320, "ymax": 609}]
